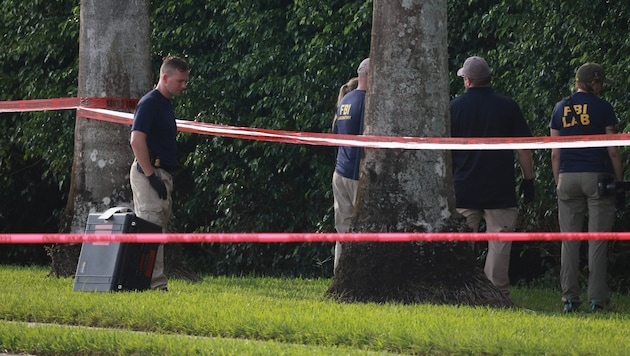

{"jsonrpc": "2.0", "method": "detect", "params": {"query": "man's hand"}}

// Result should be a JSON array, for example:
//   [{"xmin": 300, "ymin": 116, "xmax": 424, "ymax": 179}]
[
  {"xmin": 615, "ymin": 185, "xmax": 625, "ymax": 210},
  {"xmin": 148, "ymin": 173, "xmax": 167, "ymax": 200},
  {"xmin": 519, "ymin": 179, "xmax": 535, "ymax": 204}
]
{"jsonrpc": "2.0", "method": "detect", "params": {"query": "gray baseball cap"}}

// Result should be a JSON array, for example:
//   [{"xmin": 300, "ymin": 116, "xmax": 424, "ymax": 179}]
[{"xmin": 457, "ymin": 56, "xmax": 491, "ymax": 80}]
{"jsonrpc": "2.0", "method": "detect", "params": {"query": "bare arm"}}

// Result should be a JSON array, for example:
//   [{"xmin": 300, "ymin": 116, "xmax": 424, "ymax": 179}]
[
  {"xmin": 130, "ymin": 130, "xmax": 154, "ymax": 177},
  {"xmin": 550, "ymin": 129, "xmax": 561, "ymax": 185},
  {"xmin": 516, "ymin": 149, "xmax": 534, "ymax": 180},
  {"xmin": 606, "ymin": 125, "xmax": 623, "ymax": 182}
]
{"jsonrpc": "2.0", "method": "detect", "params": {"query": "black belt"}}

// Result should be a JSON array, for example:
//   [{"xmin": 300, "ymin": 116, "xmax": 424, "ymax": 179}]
[
  {"xmin": 151, "ymin": 157, "xmax": 177, "ymax": 174},
  {"xmin": 157, "ymin": 164, "xmax": 176, "ymax": 175}
]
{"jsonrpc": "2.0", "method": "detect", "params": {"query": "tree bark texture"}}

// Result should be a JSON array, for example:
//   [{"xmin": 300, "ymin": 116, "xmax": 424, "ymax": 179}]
[
  {"xmin": 62, "ymin": 0, "xmax": 151, "ymax": 234},
  {"xmin": 359, "ymin": 0, "xmax": 453, "ymax": 232},
  {"xmin": 327, "ymin": 0, "xmax": 512, "ymax": 308}
]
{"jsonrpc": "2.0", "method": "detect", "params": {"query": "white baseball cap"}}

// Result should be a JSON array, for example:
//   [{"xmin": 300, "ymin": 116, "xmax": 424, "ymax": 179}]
[{"xmin": 357, "ymin": 58, "xmax": 370, "ymax": 74}]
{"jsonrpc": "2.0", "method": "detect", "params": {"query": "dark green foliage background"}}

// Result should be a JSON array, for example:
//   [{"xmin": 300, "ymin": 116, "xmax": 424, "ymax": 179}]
[{"xmin": 1, "ymin": 1, "xmax": 629, "ymax": 287}]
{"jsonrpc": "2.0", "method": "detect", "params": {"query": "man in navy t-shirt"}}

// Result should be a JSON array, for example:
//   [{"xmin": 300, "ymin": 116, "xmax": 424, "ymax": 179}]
[
  {"xmin": 129, "ymin": 56, "xmax": 190, "ymax": 291},
  {"xmin": 450, "ymin": 56, "xmax": 535, "ymax": 298},
  {"xmin": 549, "ymin": 62, "xmax": 622, "ymax": 313},
  {"xmin": 331, "ymin": 58, "xmax": 369, "ymax": 274}
]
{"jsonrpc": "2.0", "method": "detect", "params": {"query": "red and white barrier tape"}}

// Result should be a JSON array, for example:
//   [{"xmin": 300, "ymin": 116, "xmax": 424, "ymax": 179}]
[
  {"xmin": 0, "ymin": 97, "xmax": 138, "ymax": 112},
  {"xmin": 4, "ymin": 97, "xmax": 628, "ymax": 149},
  {"xmin": 3, "ymin": 98, "xmax": 630, "ymax": 244},
  {"xmin": 77, "ymin": 107, "xmax": 630, "ymax": 150},
  {"xmin": 1, "ymin": 231, "xmax": 629, "ymax": 244}
]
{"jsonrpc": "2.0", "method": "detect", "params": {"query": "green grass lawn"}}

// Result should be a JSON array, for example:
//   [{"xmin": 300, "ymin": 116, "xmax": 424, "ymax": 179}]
[{"xmin": 1, "ymin": 265, "xmax": 629, "ymax": 355}]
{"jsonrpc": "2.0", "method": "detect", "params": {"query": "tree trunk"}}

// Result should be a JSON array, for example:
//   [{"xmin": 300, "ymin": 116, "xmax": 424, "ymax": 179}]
[
  {"xmin": 48, "ymin": 0, "xmax": 200, "ymax": 282},
  {"xmin": 68, "ymin": 0, "xmax": 151, "ymax": 231},
  {"xmin": 327, "ymin": 0, "xmax": 511, "ymax": 307}
]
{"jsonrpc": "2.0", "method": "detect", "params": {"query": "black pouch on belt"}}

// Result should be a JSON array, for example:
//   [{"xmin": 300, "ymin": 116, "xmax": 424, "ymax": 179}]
[{"xmin": 136, "ymin": 162, "xmax": 144, "ymax": 174}]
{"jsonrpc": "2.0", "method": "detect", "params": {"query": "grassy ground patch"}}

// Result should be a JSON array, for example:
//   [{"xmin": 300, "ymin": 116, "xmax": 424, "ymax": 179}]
[{"xmin": 1, "ymin": 266, "xmax": 629, "ymax": 355}]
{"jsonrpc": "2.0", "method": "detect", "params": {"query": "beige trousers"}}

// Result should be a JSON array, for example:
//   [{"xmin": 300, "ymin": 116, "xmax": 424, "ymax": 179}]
[
  {"xmin": 457, "ymin": 207, "xmax": 518, "ymax": 296},
  {"xmin": 332, "ymin": 171, "xmax": 359, "ymax": 274},
  {"xmin": 130, "ymin": 160, "xmax": 173, "ymax": 290}
]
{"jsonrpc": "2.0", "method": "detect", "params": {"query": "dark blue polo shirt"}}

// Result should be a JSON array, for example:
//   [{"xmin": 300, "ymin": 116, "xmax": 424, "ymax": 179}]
[
  {"xmin": 450, "ymin": 87, "xmax": 532, "ymax": 209},
  {"xmin": 549, "ymin": 92, "xmax": 617, "ymax": 174},
  {"xmin": 131, "ymin": 89, "xmax": 178, "ymax": 167},
  {"xmin": 334, "ymin": 89, "xmax": 365, "ymax": 180}
]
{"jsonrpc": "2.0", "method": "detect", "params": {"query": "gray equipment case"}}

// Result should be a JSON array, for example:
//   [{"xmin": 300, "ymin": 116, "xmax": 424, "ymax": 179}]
[{"xmin": 73, "ymin": 207, "xmax": 161, "ymax": 292}]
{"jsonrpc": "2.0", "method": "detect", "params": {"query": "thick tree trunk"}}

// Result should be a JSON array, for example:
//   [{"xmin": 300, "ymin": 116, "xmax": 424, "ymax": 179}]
[
  {"xmin": 65, "ymin": 0, "xmax": 151, "ymax": 232},
  {"xmin": 327, "ymin": 0, "xmax": 511, "ymax": 308}
]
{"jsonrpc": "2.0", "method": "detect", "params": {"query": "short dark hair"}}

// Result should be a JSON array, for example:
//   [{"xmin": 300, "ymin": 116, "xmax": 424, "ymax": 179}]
[{"xmin": 161, "ymin": 56, "xmax": 190, "ymax": 75}]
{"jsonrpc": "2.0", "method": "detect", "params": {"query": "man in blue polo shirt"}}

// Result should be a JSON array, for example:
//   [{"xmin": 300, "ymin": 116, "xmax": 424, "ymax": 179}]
[
  {"xmin": 129, "ymin": 56, "xmax": 190, "ymax": 291},
  {"xmin": 450, "ymin": 56, "xmax": 534, "ymax": 298}
]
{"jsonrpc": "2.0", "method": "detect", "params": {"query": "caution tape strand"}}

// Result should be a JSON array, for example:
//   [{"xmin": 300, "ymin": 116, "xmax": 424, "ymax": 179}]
[
  {"xmin": 77, "ymin": 107, "xmax": 630, "ymax": 150},
  {"xmin": 2, "ymin": 232, "xmax": 629, "ymax": 244}
]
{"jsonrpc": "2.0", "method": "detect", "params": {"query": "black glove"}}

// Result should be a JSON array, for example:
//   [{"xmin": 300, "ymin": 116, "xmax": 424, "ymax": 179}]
[
  {"xmin": 148, "ymin": 173, "xmax": 167, "ymax": 200},
  {"xmin": 615, "ymin": 185, "xmax": 625, "ymax": 210},
  {"xmin": 519, "ymin": 179, "xmax": 535, "ymax": 204}
]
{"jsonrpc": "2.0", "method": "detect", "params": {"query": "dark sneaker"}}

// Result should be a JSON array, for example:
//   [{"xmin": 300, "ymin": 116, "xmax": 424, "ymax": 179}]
[
  {"xmin": 563, "ymin": 300, "xmax": 580, "ymax": 313},
  {"xmin": 590, "ymin": 302, "xmax": 604, "ymax": 313}
]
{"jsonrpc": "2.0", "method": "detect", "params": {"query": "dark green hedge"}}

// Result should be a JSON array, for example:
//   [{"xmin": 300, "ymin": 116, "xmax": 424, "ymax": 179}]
[{"xmin": 2, "ymin": 1, "xmax": 629, "ymax": 286}]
